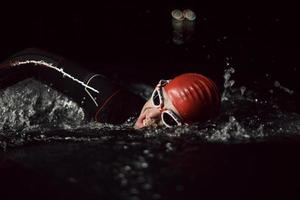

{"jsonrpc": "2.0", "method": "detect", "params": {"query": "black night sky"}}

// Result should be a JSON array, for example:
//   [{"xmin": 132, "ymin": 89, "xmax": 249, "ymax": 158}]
[{"xmin": 0, "ymin": 0, "xmax": 298, "ymax": 90}]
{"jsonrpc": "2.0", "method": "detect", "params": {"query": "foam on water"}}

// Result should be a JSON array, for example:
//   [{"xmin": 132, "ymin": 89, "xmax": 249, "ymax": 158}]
[{"xmin": 0, "ymin": 78, "xmax": 86, "ymax": 133}]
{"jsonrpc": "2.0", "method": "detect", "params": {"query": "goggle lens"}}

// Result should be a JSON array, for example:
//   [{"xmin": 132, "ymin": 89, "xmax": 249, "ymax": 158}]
[
  {"xmin": 162, "ymin": 112, "xmax": 180, "ymax": 127},
  {"xmin": 152, "ymin": 90, "xmax": 161, "ymax": 106}
]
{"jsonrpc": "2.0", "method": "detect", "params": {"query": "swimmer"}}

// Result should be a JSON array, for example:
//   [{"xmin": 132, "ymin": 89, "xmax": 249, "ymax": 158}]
[
  {"xmin": 134, "ymin": 73, "xmax": 220, "ymax": 129},
  {"xmin": 0, "ymin": 48, "xmax": 220, "ymax": 129}
]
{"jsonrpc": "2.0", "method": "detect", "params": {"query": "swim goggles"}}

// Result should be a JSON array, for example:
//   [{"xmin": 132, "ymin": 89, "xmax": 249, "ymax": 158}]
[{"xmin": 151, "ymin": 80, "xmax": 183, "ymax": 127}]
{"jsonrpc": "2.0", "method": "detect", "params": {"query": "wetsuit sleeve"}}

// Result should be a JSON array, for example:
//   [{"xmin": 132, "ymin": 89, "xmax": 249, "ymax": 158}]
[{"xmin": 0, "ymin": 48, "xmax": 145, "ymax": 124}]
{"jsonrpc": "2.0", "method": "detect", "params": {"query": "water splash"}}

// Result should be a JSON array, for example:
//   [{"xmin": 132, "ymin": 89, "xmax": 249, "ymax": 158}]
[
  {"xmin": 0, "ymin": 67, "xmax": 299, "ymax": 148},
  {"xmin": 221, "ymin": 66, "xmax": 235, "ymax": 101},
  {"xmin": 208, "ymin": 116, "xmax": 249, "ymax": 142},
  {"xmin": 0, "ymin": 78, "xmax": 86, "ymax": 133},
  {"xmin": 274, "ymin": 80, "xmax": 294, "ymax": 95}
]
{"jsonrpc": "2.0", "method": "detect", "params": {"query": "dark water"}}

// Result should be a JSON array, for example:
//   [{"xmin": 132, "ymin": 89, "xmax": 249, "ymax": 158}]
[
  {"xmin": 0, "ymin": 66, "xmax": 299, "ymax": 199},
  {"xmin": 1, "ymin": 1, "xmax": 300, "ymax": 199}
]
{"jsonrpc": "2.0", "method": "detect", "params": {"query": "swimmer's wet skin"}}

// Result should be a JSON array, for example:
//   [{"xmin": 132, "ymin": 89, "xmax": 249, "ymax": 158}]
[{"xmin": 0, "ymin": 48, "xmax": 220, "ymax": 128}]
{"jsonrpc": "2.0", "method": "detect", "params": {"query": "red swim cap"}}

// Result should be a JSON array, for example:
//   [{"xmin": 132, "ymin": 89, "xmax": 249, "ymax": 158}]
[{"xmin": 164, "ymin": 73, "xmax": 220, "ymax": 123}]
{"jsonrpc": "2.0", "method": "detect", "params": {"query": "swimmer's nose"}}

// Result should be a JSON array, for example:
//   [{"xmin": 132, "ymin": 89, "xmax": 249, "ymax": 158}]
[
  {"xmin": 143, "ymin": 108, "xmax": 162, "ymax": 127},
  {"xmin": 134, "ymin": 107, "xmax": 161, "ymax": 129},
  {"xmin": 148, "ymin": 107, "xmax": 161, "ymax": 119}
]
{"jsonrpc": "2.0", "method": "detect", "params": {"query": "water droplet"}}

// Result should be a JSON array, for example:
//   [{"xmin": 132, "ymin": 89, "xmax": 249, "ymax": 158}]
[
  {"xmin": 124, "ymin": 165, "xmax": 131, "ymax": 171},
  {"xmin": 143, "ymin": 149, "xmax": 150, "ymax": 154},
  {"xmin": 142, "ymin": 183, "xmax": 152, "ymax": 190},
  {"xmin": 68, "ymin": 177, "xmax": 78, "ymax": 183},
  {"xmin": 274, "ymin": 81, "xmax": 280, "ymax": 87},
  {"xmin": 166, "ymin": 142, "xmax": 173, "ymax": 152},
  {"xmin": 240, "ymin": 86, "xmax": 246, "ymax": 96},
  {"xmin": 141, "ymin": 162, "xmax": 148, "ymax": 168}
]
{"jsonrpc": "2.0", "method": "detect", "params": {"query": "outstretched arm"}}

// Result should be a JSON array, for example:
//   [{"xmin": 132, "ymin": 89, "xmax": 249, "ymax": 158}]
[{"xmin": 0, "ymin": 48, "xmax": 145, "ymax": 124}]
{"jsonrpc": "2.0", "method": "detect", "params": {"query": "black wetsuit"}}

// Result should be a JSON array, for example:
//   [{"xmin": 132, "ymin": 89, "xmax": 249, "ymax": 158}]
[{"xmin": 0, "ymin": 48, "xmax": 145, "ymax": 124}]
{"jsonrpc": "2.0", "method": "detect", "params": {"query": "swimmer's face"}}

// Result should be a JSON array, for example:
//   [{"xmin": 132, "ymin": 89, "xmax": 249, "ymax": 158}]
[{"xmin": 134, "ymin": 87, "xmax": 181, "ymax": 129}]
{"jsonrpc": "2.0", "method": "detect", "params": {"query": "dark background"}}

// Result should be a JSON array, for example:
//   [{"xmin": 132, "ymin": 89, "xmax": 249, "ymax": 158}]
[
  {"xmin": 0, "ymin": 1, "xmax": 300, "ymax": 199},
  {"xmin": 0, "ymin": 0, "xmax": 298, "ymax": 91}
]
